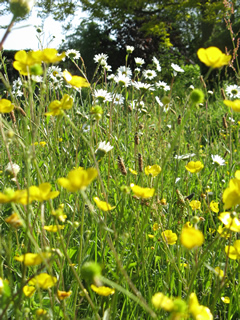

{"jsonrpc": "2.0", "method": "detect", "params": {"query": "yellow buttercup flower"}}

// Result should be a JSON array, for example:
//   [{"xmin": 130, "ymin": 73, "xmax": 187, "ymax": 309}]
[
  {"xmin": 162, "ymin": 230, "xmax": 178, "ymax": 245},
  {"xmin": 221, "ymin": 297, "xmax": 230, "ymax": 304},
  {"xmin": 29, "ymin": 273, "xmax": 57, "ymax": 289},
  {"xmin": 129, "ymin": 168, "xmax": 138, "ymax": 175},
  {"xmin": 130, "ymin": 183, "xmax": 155, "ymax": 199},
  {"xmin": 5, "ymin": 212, "xmax": 22, "ymax": 228},
  {"xmin": 217, "ymin": 225, "xmax": 230, "ymax": 238},
  {"xmin": 15, "ymin": 253, "xmax": 51, "ymax": 266},
  {"xmin": 224, "ymin": 99, "xmax": 240, "ymax": 112},
  {"xmin": 13, "ymin": 50, "xmax": 42, "ymax": 75},
  {"xmin": 41, "ymin": 48, "xmax": 65, "ymax": 64},
  {"xmin": 189, "ymin": 200, "xmax": 201, "ymax": 210},
  {"xmin": 218, "ymin": 212, "xmax": 240, "ymax": 232},
  {"xmin": 214, "ymin": 267, "xmax": 224, "ymax": 279},
  {"xmin": 58, "ymin": 167, "xmax": 98, "ymax": 192},
  {"xmin": 0, "ymin": 99, "xmax": 14, "ymax": 113},
  {"xmin": 151, "ymin": 292, "xmax": 174, "ymax": 311},
  {"xmin": 57, "ymin": 290, "xmax": 72, "ymax": 300},
  {"xmin": 63, "ymin": 70, "xmax": 90, "ymax": 88},
  {"xmin": 209, "ymin": 201, "xmax": 219, "ymax": 213},
  {"xmin": 197, "ymin": 47, "xmax": 231, "ymax": 69},
  {"xmin": 145, "ymin": 164, "xmax": 161, "ymax": 177},
  {"xmin": 185, "ymin": 161, "xmax": 204, "ymax": 173},
  {"xmin": 189, "ymin": 292, "xmax": 213, "ymax": 320},
  {"xmin": 23, "ymin": 285, "xmax": 36, "ymax": 297},
  {"xmin": 36, "ymin": 309, "xmax": 47, "ymax": 316},
  {"xmin": 225, "ymin": 240, "xmax": 240, "ymax": 259},
  {"xmin": 45, "ymin": 94, "xmax": 73, "ymax": 116},
  {"xmin": 90, "ymin": 284, "xmax": 115, "ymax": 296},
  {"xmin": 223, "ymin": 172, "xmax": 240, "ymax": 209},
  {"xmin": 180, "ymin": 227, "xmax": 204, "ymax": 249},
  {"xmin": 93, "ymin": 197, "xmax": 116, "ymax": 211},
  {"xmin": 28, "ymin": 183, "xmax": 60, "ymax": 202},
  {"xmin": 44, "ymin": 225, "xmax": 65, "ymax": 232},
  {"xmin": 153, "ymin": 223, "xmax": 159, "ymax": 231}
]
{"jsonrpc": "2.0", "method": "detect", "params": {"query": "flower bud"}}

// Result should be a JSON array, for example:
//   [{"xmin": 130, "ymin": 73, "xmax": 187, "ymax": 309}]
[
  {"xmin": 10, "ymin": 0, "xmax": 34, "ymax": 18},
  {"xmin": 30, "ymin": 64, "xmax": 43, "ymax": 76},
  {"xmin": 81, "ymin": 261, "xmax": 102, "ymax": 283}
]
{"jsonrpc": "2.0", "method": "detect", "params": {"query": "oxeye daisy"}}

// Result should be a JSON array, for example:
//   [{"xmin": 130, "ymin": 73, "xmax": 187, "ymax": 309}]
[
  {"xmin": 126, "ymin": 45, "xmax": 134, "ymax": 53},
  {"xmin": 156, "ymin": 81, "xmax": 170, "ymax": 91},
  {"xmin": 93, "ymin": 89, "xmax": 112, "ymax": 103},
  {"xmin": 152, "ymin": 56, "xmax": 161, "ymax": 72},
  {"xmin": 143, "ymin": 69, "xmax": 157, "ymax": 80},
  {"xmin": 117, "ymin": 66, "xmax": 132, "ymax": 78},
  {"xmin": 132, "ymin": 81, "xmax": 154, "ymax": 91},
  {"xmin": 65, "ymin": 49, "xmax": 81, "ymax": 60},
  {"xmin": 211, "ymin": 155, "xmax": 225, "ymax": 166},
  {"xmin": 114, "ymin": 74, "xmax": 131, "ymax": 87},
  {"xmin": 134, "ymin": 57, "xmax": 145, "ymax": 67},
  {"xmin": 112, "ymin": 93, "xmax": 124, "ymax": 105},
  {"xmin": 94, "ymin": 53, "xmax": 108, "ymax": 65},
  {"xmin": 225, "ymin": 84, "xmax": 240, "ymax": 99}
]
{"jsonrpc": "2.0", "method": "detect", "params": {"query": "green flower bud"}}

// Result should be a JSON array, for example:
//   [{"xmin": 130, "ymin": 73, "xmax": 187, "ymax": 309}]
[
  {"xmin": 190, "ymin": 89, "xmax": 204, "ymax": 104},
  {"xmin": 81, "ymin": 261, "xmax": 102, "ymax": 283},
  {"xmin": 10, "ymin": 0, "xmax": 34, "ymax": 18},
  {"xmin": 162, "ymin": 96, "xmax": 171, "ymax": 105},
  {"xmin": 30, "ymin": 64, "xmax": 43, "ymax": 76}
]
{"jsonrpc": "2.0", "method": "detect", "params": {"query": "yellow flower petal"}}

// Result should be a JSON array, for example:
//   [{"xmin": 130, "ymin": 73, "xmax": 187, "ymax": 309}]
[
  {"xmin": 63, "ymin": 70, "xmax": 90, "ymax": 88},
  {"xmin": 44, "ymin": 225, "xmax": 65, "ymax": 232},
  {"xmin": 57, "ymin": 290, "xmax": 72, "ymax": 300},
  {"xmin": 224, "ymin": 99, "xmax": 240, "ymax": 112},
  {"xmin": 130, "ymin": 183, "xmax": 155, "ymax": 199},
  {"xmin": 90, "ymin": 284, "xmax": 115, "ymax": 296},
  {"xmin": 15, "ymin": 253, "xmax": 51, "ymax": 266},
  {"xmin": 180, "ymin": 228, "xmax": 204, "ymax": 249},
  {"xmin": 185, "ymin": 161, "xmax": 204, "ymax": 173},
  {"xmin": 93, "ymin": 197, "xmax": 116, "ymax": 211},
  {"xmin": 221, "ymin": 296, "xmax": 230, "ymax": 304},
  {"xmin": 0, "ymin": 99, "xmax": 14, "ymax": 113},
  {"xmin": 162, "ymin": 230, "xmax": 178, "ymax": 245},
  {"xmin": 29, "ymin": 273, "xmax": 57, "ymax": 289},
  {"xmin": 197, "ymin": 47, "xmax": 231, "ymax": 68},
  {"xmin": 145, "ymin": 164, "xmax": 161, "ymax": 177},
  {"xmin": 23, "ymin": 285, "xmax": 36, "ymax": 297}
]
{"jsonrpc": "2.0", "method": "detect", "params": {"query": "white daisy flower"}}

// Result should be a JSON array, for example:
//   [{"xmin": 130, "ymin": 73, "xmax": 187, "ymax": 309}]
[
  {"xmin": 132, "ymin": 81, "xmax": 154, "ymax": 91},
  {"xmin": 225, "ymin": 84, "xmax": 240, "ymax": 98},
  {"xmin": 93, "ymin": 89, "xmax": 112, "ymax": 103},
  {"xmin": 174, "ymin": 153, "xmax": 196, "ymax": 160},
  {"xmin": 114, "ymin": 74, "xmax": 131, "ymax": 87},
  {"xmin": 94, "ymin": 53, "xmax": 108, "ymax": 65},
  {"xmin": 112, "ymin": 93, "xmax": 124, "ymax": 105},
  {"xmin": 103, "ymin": 64, "xmax": 112, "ymax": 72},
  {"xmin": 5, "ymin": 162, "xmax": 20, "ymax": 181},
  {"xmin": 156, "ymin": 81, "xmax": 170, "ymax": 91},
  {"xmin": 142, "ymin": 69, "xmax": 157, "ymax": 80},
  {"xmin": 126, "ymin": 45, "xmax": 134, "ymax": 53},
  {"xmin": 152, "ymin": 56, "xmax": 161, "ymax": 72},
  {"xmin": 134, "ymin": 57, "xmax": 145, "ymax": 67},
  {"xmin": 211, "ymin": 155, "xmax": 225, "ymax": 166},
  {"xmin": 96, "ymin": 141, "xmax": 113, "ymax": 154},
  {"xmin": 117, "ymin": 66, "xmax": 132, "ymax": 78},
  {"xmin": 47, "ymin": 66, "xmax": 63, "ymax": 82},
  {"xmin": 107, "ymin": 74, "xmax": 115, "ymax": 81},
  {"xmin": 171, "ymin": 63, "xmax": 184, "ymax": 75},
  {"xmin": 65, "ymin": 49, "xmax": 81, "ymax": 60}
]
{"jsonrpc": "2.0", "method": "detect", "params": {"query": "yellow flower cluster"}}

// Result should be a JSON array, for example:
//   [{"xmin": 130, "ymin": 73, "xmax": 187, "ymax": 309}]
[{"xmin": 13, "ymin": 49, "xmax": 65, "ymax": 75}]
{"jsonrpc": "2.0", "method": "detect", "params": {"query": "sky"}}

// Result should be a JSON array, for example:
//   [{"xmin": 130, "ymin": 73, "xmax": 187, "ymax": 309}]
[{"xmin": 0, "ymin": 7, "xmax": 87, "ymax": 50}]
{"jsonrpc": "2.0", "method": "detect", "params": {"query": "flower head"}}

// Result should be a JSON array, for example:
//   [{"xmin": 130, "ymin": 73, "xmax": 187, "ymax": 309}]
[
  {"xmin": 225, "ymin": 84, "xmax": 240, "ymax": 98},
  {"xmin": 189, "ymin": 200, "xmax": 201, "ymax": 211},
  {"xmin": 126, "ymin": 45, "xmax": 134, "ymax": 53},
  {"xmin": 41, "ymin": 48, "xmax": 65, "ymax": 64},
  {"xmin": 225, "ymin": 240, "xmax": 240, "ymax": 259},
  {"xmin": 189, "ymin": 293, "xmax": 213, "ymax": 320},
  {"xmin": 134, "ymin": 57, "xmax": 145, "ymax": 67},
  {"xmin": 15, "ymin": 253, "xmax": 51, "ymax": 266},
  {"xmin": 151, "ymin": 292, "xmax": 174, "ymax": 311},
  {"xmin": 5, "ymin": 212, "xmax": 22, "ymax": 228},
  {"xmin": 57, "ymin": 290, "xmax": 72, "ymax": 300},
  {"xmin": 222, "ymin": 170, "xmax": 240, "ymax": 209},
  {"xmin": 197, "ymin": 47, "xmax": 231, "ymax": 68},
  {"xmin": 224, "ymin": 99, "xmax": 240, "ymax": 112},
  {"xmin": 45, "ymin": 94, "xmax": 73, "ymax": 116},
  {"xmin": 63, "ymin": 70, "xmax": 90, "ymax": 88},
  {"xmin": 58, "ymin": 167, "xmax": 98, "ymax": 192},
  {"xmin": 13, "ymin": 50, "xmax": 42, "ymax": 75},
  {"xmin": 93, "ymin": 197, "xmax": 116, "ymax": 211},
  {"xmin": 130, "ymin": 184, "xmax": 155, "ymax": 199},
  {"xmin": 143, "ymin": 69, "xmax": 157, "ymax": 80},
  {"xmin": 171, "ymin": 63, "xmax": 184, "ymax": 73},
  {"xmin": 162, "ymin": 230, "xmax": 178, "ymax": 245},
  {"xmin": 94, "ymin": 53, "xmax": 108, "ymax": 65},
  {"xmin": 29, "ymin": 273, "xmax": 57, "ymax": 289},
  {"xmin": 0, "ymin": 99, "xmax": 14, "ymax": 113},
  {"xmin": 23, "ymin": 285, "xmax": 36, "ymax": 297},
  {"xmin": 145, "ymin": 164, "xmax": 161, "ymax": 177},
  {"xmin": 210, "ymin": 201, "xmax": 219, "ymax": 213},
  {"xmin": 218, "ymin": 212, "xmax": 240, "ymax": 232},
  {"xmin": 44, "ymin": 225, "xmax": 65, "ymax": 232},
  {"xmin": 185, "ymin": 161, "xmax": 204, "ymax": 173},
  {"xmin": 180, "ymin": 227, "xmax": 204, "ymax": 249},
  {"xmin": 65, "ymin": 49, "xmax": 80, "ymax": 60},
  {"xmin": 152, "ymin": 56, "xmax": 161, "ymax": 72},
  {"xmin": 91, "ymin": 284, "xmax": 115, "ymax": 296},
  {"xmin": 211, "ymin": 155, "xmax": 225, "ymax": 166}
]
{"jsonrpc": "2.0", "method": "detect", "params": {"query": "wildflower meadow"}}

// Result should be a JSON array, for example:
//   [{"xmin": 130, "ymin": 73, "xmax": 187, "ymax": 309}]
[{"xmin": 1, "ymin": 1, "xmax": 240, "ymax": 320}]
